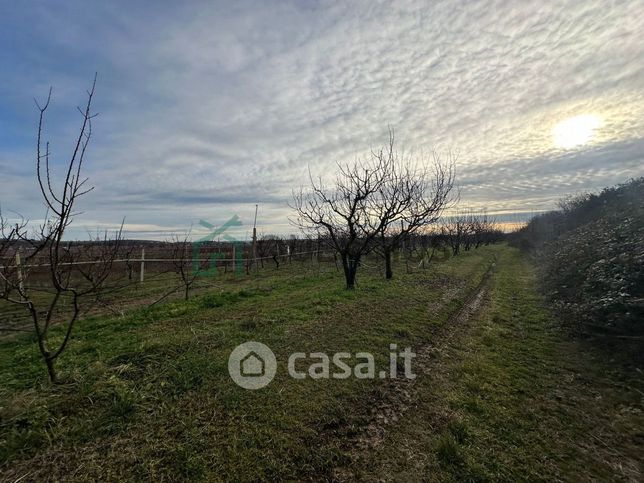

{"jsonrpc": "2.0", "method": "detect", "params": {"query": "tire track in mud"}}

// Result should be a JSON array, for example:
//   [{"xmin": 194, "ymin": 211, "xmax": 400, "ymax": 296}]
[{"xmin": 330, "ymin": 259, "xmax": 497, "ymax": 481}]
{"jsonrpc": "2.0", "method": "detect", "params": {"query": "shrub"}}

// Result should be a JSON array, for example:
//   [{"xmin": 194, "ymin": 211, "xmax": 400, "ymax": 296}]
[{"xmin": 511, "ymin": 178, "xmax": 644, "ymax": 338}]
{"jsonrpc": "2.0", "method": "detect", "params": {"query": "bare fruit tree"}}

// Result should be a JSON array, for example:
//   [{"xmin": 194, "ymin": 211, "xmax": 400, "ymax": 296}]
[
  {"xmin": 442, "ymin": 214, "xmax": 467, "ymax": 256},
  {"xmin": 291, "ymin": 150, "xmax": 393, "ymax": 289},
  {"xmin": 0, "ymin": 76, "xmax": 123, "ymax": 383},
  {"xmin": 441, "ymin": 209, "xmax": 501, "ymax": 256},
  {"xmin": 0, "ymin": 215, "xmax": 29, "ymax": 306},
  {"xmin": 292, "ymin": 130, "xmax": 457, "ymax": 286},
  {"xmin": 256, "ymin": 234, "xmax": 282, "ymax": 269},
  {"xmin": 471, "ymin": 210, "xmax": 500, "ymax": 247},
  {"xmin": 367, "ymin": 130, "xmax": 456, "ymax": 279},
  {"xmin": 170, "ymin": 232, "xmax": 200, "ymax": 301}
]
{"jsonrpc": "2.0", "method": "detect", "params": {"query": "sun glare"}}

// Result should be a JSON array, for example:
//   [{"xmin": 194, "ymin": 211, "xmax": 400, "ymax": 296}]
[{"xmin": 553, "ymin": 114, "xmax": 602, "ymax": 149}]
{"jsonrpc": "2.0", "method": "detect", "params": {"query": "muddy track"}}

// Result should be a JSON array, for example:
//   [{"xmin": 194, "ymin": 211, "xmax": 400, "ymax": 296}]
[{"xmin": 330, "ymin": 259, "xmax": 497, "ymax": 481}]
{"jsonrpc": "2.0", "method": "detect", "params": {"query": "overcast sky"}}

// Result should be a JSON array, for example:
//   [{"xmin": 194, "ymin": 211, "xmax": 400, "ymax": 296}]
[{"xmin": 1, "ymin": 0, "xmax": 643, "ymax": 240}]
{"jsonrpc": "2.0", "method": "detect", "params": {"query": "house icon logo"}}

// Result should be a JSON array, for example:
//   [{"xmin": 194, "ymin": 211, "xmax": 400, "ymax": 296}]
[
  {"xmin": 241, "ymin": 351, "xmax": 265, "ymax": 376},
  {"xmin": 228, "ymin": 341, "xmax": 277, "ymax": 389}
]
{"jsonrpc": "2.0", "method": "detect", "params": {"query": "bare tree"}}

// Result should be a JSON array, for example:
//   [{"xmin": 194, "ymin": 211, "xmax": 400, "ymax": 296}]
[
  {"xmin": 442, "ymin": 214, "xmax": 466, "ymax": 256},
  {"xmin": 0, "ymin": 213, "xmax": 29, "ymax": 305},
  {"xmin": 170, "ymin": 232, "xmax": 200, "ymax": 301},
  {"xmin": 471, "ymin": 210, "xmax": 498, "ymax": 248},
  {"xmin": 419, "ymin": 232, "xmax": 447, "ymax": 268},
  {"xmin": 368, "ymin": 131, "xmax": 456, "ymax": 279},
  {"xmin": 291, "ymin": 151, "xmax": 393, "ymax": 289},
  {"xmin": 462, "ymin": 212, "xmax": 476, "ymax": 251},
  {"xmin": 442, "ymin": 208, "xmax": 502, "ymax": 256},
  {"xmin": 256, "ymin": 234, "xmax": 282, "ymax": 269},
  {"xmin": 0, "ymin": 76, "xmax": 123, "ymax": 383}
]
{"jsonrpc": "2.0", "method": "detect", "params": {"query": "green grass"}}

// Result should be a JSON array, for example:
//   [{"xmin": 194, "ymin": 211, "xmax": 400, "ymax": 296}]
[
  {"xmin": 0, "ymin": 247, "xmax": 494, "ymax": 480},
  {"xmin": 354, "ymin": 247, "xmax": 644, "ymax": 482},
  {"xmin": 0, "ymin": 256, "xmax": 340, "ymax": 331},
  {"xmin": 1, "ymin": 245, "xmax": 641, "ymax": 481}
]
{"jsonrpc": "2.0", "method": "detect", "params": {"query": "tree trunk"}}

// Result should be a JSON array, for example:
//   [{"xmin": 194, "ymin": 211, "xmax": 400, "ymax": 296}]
[
  {"xmin": 45, "ymin": 357, "xmax": 57, "ymax": 383},
  {"xmin": 342, "ymin": 254, "xmax": 359, "ymax": 289},
  {"xmin": 384, "ymin": 248, "xmax": 393, "ymax": 280},
  {"xmin": 345, "ymin": 264, "xmax": 357, "ymax": 289}
]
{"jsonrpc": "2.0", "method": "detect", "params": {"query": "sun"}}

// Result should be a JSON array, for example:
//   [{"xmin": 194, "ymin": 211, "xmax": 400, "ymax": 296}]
[{"xmin": 552, "ymin": 114, "xmax": 602, "ymax": 149}]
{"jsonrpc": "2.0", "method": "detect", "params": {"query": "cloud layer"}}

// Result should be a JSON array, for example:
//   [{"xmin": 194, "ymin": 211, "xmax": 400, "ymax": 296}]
[{"xmin": 1, "ymin": 0, "xmax": 643, "ymax": 239}]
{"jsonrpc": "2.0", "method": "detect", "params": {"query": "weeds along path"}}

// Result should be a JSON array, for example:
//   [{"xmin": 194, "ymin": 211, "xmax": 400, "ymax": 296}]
[{"xmin": 332, "ymin": 256, "xmax": 497, "ymax": 481}]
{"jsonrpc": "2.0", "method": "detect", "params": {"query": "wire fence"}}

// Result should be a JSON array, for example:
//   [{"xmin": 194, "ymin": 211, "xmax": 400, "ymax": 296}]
[
  {"xmin": 0, "ymin": 238, "xmax": 455, "ymax": 335},
  {"xmin": 1, "ymin": 246, "xmax": 335, "ymax": 277},
  {"xmin": 0, "ymin": 250, "xmax": 331, "ymax": 269},
  {"xmin": 0, "ymin": 246, "xmax": 344, "ymax": 333}
]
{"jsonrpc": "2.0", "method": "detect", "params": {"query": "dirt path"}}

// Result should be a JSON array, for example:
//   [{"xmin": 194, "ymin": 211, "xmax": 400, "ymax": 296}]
[
  {"xmin": 336, "ymin": 247, "xmax": 643, "ymax": 482},
  {"xmin": 332, "ymin": 259, "xmax": 497, "ymax": 481}
]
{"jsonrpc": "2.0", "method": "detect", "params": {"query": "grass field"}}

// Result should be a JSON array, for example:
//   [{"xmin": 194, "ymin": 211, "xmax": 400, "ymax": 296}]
[{"xmin": 1, "ymin": 245, "xmax": 642, "ymax": 481}]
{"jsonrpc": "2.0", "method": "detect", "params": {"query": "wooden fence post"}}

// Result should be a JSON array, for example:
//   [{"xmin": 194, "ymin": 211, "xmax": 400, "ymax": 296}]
[
  {"xmin": 15, "ymin": 248, "xmax": 25, "ymax": 297},
  {"xmin": 139, "ymin": 247, "xmax": 145, "ymax": 283},
  {"xmin": 316, "ymin": 236, "xmax": 320, "ymax": 264}
]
